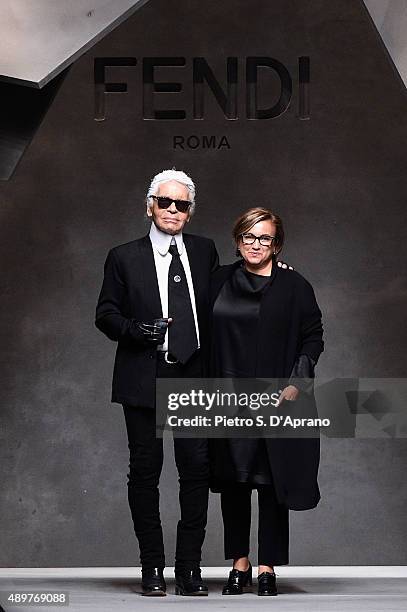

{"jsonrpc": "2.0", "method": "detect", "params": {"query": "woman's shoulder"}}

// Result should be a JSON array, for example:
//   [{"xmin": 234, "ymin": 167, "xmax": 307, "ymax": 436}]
[
  {"xmin": 212, "ymin": 261, "xmax": 240, "ymax": 280},
  {"xmin": 211, "ymin": 262, "xmax": 240, "ymax": 299},
  {"xmin": 276, "ymin": 263, "xmax": 315, "ymax": 291}
]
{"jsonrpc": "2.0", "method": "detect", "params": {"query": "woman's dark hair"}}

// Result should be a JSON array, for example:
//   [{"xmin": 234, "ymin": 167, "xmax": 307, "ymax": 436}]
[{"xmin": 232, "ymin": 207, "xmax": 284, "ymax": 258}]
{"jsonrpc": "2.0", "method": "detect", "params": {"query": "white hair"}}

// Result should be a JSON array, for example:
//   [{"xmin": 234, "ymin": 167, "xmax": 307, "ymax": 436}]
[{"xmin": 146, "ymin": 169, "xmax": 196, "ymax": 215}]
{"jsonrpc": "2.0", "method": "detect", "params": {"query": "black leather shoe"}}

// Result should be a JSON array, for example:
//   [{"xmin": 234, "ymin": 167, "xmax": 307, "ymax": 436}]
[
  {"xmin": 175, "ymin": 568, "xmax": 208, "ymax": 596},
  {"xmin": 257, "ymin": 571, "xmax": 277, "ymax": 596},
  {"xmin": 222, "ymin": 563, "xmax": 252, "ymax": 595},
  {"xmin": 141, "ymin": 567, "xmax": 166, "ymax": 596}
]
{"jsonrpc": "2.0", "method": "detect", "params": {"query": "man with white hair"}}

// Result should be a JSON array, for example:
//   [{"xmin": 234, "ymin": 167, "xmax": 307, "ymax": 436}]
[{"xmin": 95, "ymin": 169, "xmax": 219, "ymax": 596}]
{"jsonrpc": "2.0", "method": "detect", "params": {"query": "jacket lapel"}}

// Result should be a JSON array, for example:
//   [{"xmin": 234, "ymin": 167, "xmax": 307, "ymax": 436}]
[
  {"xmin": 138, "ymin": 234, "xmax": 163, "ymax": 318},
  {"xmin": 183, "ymin": 234, "xmax": 202, "ymax": 295}
]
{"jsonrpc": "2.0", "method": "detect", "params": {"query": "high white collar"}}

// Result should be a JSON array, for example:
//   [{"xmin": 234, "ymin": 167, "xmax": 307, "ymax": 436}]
[{"xmin": 149, "ymin": 221, "xmax": 184, "ymax": 256}]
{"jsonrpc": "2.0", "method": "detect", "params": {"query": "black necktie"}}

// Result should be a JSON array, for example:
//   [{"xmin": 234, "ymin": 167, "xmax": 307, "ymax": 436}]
[{"xmin": 168, "ymin": 242, "xmax": 198, "ymax": 363}]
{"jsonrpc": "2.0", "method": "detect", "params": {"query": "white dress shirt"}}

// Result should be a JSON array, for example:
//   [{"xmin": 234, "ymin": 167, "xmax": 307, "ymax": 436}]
[{"xmin": 149, "ymin": 222, "xmax": 200, "ymax": 352}]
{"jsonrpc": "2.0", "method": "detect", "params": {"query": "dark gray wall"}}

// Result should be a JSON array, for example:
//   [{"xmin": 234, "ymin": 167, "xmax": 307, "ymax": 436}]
[{"xmin": 1, "ymin": 0, "xmax": 406, "ymax": 566}]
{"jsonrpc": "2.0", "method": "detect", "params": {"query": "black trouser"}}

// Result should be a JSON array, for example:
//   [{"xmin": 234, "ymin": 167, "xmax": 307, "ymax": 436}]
[
  {"xmin": 122, "ymin": 352, "xmax": 209, "ymax": 571},
  {"xmin": 221, "ymin": 483, "xmax": 289, "ymax": 566}
]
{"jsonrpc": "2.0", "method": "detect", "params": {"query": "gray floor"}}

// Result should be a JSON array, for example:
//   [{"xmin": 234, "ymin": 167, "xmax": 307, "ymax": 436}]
[{"xmin": 0, "ymin": 568, "xmax": 406, "ymax": 611}]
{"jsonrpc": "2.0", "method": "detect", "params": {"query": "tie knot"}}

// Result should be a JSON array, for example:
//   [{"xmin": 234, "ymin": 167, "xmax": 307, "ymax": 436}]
[{"xmin": 169, "ymin": 242, "xmax": 179, "ymax": 257}]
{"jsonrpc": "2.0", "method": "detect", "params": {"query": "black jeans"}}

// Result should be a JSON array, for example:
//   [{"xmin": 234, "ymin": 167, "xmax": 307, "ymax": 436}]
[
  {"xmin": 221, "ymin": 483, "xmax": 289, "ymax": 566},
  {"xmin": 122, "ymin": 353, "xmax": 209, "ymax": 571}
]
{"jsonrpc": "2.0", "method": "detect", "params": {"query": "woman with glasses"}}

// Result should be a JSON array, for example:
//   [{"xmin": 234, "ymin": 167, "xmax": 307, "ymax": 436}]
[{"xmin": 209, "ymin": 207, "xmax": 324, "ymax": 596}]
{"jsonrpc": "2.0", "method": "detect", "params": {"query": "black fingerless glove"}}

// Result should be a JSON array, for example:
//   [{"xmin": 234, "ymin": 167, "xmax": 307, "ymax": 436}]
[{"xmin": 129, "ymin": 319, "xmax": 168, "ymax": 346}]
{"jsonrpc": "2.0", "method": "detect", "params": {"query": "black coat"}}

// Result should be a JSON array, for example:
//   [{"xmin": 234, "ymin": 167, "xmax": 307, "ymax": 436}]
[
  {"xmin": 209, "ymin": 260, "xmax": 324, "ymax": 510},
  {"xmin": 95, "ymin": 233, "xmax": 219, "ymax": 407}
]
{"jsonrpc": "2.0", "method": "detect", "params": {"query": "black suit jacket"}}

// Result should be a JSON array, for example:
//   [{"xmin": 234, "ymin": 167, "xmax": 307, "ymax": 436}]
[{"xmin": 95, "ymin": 232, "xmax": 219, "ymax": 407}]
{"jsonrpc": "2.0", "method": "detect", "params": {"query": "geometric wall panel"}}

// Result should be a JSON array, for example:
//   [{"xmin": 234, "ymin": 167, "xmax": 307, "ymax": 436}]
[
  {"xmin": 363, "ymin": 0, "xmax": 407, "ymax": 88},
  {"xmin": 0, "ymin": 0, "xmax": 150, "ymax": 88}
]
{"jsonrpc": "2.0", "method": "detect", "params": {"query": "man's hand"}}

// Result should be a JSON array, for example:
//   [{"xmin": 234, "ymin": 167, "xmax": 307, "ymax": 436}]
[
  {"xmin": 277, "ymin": 260, "xmax": 294, "ymax": 270},
  {"xmin": 132, "ymin": 318, "xmax": 171, "ymax": 345},
  {"xmin": 277, "ymin": 384, "xmax": 299, "ymax": 405}
]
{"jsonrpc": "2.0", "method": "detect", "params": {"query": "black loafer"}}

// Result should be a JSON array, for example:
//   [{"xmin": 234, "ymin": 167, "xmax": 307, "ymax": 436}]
[
  {"xmin": 257, "ymin": 571, "xmax": 277, "ymax": 596},
  {"xmin": 141, "ymin": 567, "xmax": 166, "ymax": 596},
  {"xmin": 175, "ymin": 568, "xmax": 208, "ymax": 596},
  {"xmin": 222, "ymin": 563, "xmax": 252, "ymax": 595}
]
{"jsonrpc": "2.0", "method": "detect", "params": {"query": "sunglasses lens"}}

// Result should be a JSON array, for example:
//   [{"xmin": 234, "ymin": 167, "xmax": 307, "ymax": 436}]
[
  {"xmin": 156, "ymin": 197, "xmax": 172, "ymax": 209},
  {"xmin": 176, "ymin": 201, "xmax": 189, "ymax": 213},
  {"xmin": 154, "ymin": 196, "xmax": 190, "ymax": 213}
]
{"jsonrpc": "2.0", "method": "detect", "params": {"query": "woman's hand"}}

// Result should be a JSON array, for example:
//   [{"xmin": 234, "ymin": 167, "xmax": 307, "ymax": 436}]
[{"xmin": 278, "ymin": 385, "xmax": 299, "ymax": 405}]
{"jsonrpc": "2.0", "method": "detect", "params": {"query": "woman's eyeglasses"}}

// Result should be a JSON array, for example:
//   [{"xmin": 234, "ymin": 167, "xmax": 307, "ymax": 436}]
[
  {"xmin": 151, "ymin": 195, "xmax": 192, "ymax": 213},
  {"xmin": 240, "ymin": 233, "xmax": 276, "ymax": 247}
]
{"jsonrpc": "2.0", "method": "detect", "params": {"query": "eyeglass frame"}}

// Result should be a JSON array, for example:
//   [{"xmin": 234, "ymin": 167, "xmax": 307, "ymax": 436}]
[{"xmin": 239, "ymin": 232, "xmax": 277, "ymax": 247}]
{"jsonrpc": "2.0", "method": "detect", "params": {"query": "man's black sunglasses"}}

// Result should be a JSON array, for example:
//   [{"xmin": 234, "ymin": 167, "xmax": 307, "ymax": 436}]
[{"xmin": 151, "ymin": 195, "xmax": 192, "ymax": 213}]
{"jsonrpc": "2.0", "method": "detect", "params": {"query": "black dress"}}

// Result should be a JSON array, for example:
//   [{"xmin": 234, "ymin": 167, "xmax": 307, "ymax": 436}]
[
  {"xmin": 212, "ymin": 264, "xmax": 275, "ymax": 486},
  {"xmin": 209, "ymin": 259, "xmax": 323, "ymax": 511},
  {"xmin": 212, "ymin": 263, "xmax": 290, "ymax": 565}
]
